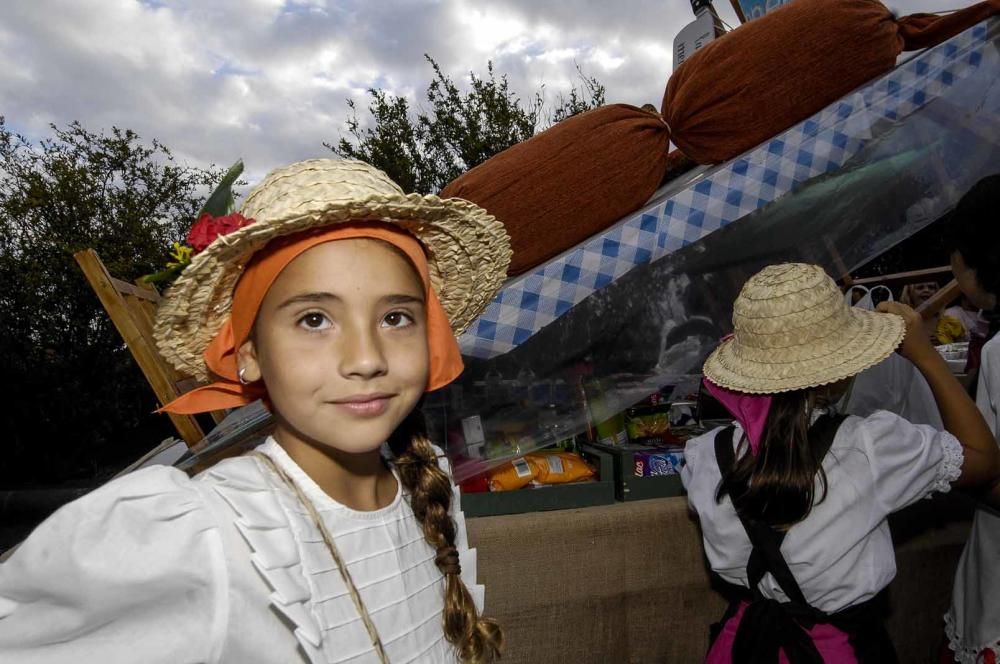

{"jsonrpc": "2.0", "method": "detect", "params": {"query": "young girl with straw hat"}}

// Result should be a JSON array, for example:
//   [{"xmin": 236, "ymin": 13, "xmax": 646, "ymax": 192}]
[
  {"xmin": 681, "ymin": 262, "xmax": 1000, "ymax": 663},
  {"xmin": 0, "ymin": 159, "xmax": 511, "ymax": 663}
]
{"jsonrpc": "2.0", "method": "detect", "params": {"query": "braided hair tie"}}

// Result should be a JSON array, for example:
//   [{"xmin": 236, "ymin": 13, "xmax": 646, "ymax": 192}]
[{"xmin": 435, "ymin": 546, "xmax": 462, "ymax": 576}]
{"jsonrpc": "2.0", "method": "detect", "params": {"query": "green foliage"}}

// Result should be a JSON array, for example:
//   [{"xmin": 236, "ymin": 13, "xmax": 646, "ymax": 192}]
[
  {"xmin": 0, "ymin": 118, "xmax": 229, "ymax": 485},
  {"xmin": 330, "ymin": 57, "xmax": 606, "ymax": 193}
]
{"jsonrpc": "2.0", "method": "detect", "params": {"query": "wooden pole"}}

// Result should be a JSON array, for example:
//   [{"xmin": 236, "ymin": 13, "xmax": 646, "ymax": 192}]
[
  {"xmin": 729, "ymin": 0, "xmax": 748, "ymax": 23},
  {"xmin": 917, "ymin": 279, "xmax": 961, "ymax": 320},
  {"xmin": 74, "ymin": 249, "xmax": 206, "ymax": 447},
  {"xmin": 848, "ymin": 266, "xmax": 952, "ymax": 287}
]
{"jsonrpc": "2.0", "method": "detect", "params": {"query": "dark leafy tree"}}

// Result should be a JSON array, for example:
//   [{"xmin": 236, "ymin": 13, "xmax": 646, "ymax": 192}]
[
  {"xmin": 330, "ymin": 57, "xmax": 605, "ymax": 193},
  {"xmin": 0, "ymin": 118, "xmax": 229, "ymax": 485}
]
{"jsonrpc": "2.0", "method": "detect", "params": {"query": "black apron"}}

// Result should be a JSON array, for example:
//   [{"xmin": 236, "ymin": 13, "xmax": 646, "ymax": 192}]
[{"xmin": 708, "ymin": 416, "xmax": 898, "ymax": 664}]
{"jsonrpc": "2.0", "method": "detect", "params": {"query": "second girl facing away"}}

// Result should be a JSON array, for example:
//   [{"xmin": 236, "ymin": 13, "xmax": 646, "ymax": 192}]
[
  {"xmin": 0, "ymin": 159, "xmax": 512, "ymax": 663},
  {"xmin": 682, "ymin": 263, "xmax": 1000, "ymax": 663}
]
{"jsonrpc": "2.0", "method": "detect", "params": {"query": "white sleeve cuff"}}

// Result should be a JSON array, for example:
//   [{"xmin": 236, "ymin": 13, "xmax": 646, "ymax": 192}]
[{"xmin": 931, "ymin": 433, "xmax": 964, "ymax": 495}]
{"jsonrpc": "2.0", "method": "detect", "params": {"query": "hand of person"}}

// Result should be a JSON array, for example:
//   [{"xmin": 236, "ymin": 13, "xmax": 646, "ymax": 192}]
[{"xmin": 876, "ymin": 301, "xmax": 934, "ymax": 361}]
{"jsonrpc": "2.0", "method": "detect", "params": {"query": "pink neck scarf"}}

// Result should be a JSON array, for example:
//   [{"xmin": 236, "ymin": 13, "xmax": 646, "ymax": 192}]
[{"xmin": 703, "ymin": 378, "xmax": 773, "ymax": 456}]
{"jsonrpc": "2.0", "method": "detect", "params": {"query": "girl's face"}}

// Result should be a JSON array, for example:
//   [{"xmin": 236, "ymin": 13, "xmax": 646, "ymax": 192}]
[
  {"xmin": 240, "ymin": 238, "xmax": 430, "ymax": 455},
  {"xmin": 951, "ymin": 250, "xmax": 997, "ymax": 311},
  {"xmin": 908, "ymin": 281, "xmax": 940, "ymax": 307}
]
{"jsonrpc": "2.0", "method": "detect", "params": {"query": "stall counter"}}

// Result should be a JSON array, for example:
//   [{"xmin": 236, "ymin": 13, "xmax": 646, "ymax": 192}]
[{"xmin": 468, "ymin": 494, "xmax": 973, "ymax": 663}]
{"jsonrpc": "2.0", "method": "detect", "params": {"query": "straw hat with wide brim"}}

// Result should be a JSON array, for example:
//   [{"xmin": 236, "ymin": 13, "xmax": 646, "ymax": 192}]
[
  {"xmin": 703, "ymin": 263, "xmax": 905, "ymax": 394},
  {"xmin": 155, "ymin": 159, "xmax": 512, "ymax": 382}
]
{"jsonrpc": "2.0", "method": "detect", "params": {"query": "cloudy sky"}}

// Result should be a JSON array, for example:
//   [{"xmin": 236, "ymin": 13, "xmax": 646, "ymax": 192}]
[{"xmin": 2, "ymin": 0, "xmax": 948, "ymax": 186}]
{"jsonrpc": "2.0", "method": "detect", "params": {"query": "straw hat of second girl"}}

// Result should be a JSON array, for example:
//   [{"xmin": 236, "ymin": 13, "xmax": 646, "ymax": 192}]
[{"xmin": 703, "ymin": 263, "xmax": 906, "ymax": 394}]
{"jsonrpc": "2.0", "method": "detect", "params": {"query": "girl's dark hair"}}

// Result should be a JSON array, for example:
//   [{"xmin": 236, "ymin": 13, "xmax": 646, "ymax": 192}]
[
  {"xmin": 388, "ymin": 411, "xmax": 503, "ymax": 663},
  {"xmin": 716, "ymin": 389, "xmax": 831, "ymax": 528},
  {"xmin": 946, "ymin": 174, "xmax": 1000, "ymax": 308}
]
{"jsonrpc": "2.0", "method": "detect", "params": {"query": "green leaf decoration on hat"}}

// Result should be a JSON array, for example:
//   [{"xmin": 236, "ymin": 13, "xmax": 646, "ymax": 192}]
[{"xmin": 198, "ymin": 159, "xmax": 244, "ymax": 218}]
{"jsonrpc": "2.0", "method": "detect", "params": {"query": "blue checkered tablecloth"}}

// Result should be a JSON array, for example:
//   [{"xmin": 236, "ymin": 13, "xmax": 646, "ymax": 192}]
[{"xmin": 458, "ymin": 19, "xmax": 997, "ymax": 359}]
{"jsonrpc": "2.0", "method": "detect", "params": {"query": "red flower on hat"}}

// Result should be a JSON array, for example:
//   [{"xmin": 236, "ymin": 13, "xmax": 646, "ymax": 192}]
[{"xmin": 186, "ymin": 212, "xmax": 255, "ymax": 253}]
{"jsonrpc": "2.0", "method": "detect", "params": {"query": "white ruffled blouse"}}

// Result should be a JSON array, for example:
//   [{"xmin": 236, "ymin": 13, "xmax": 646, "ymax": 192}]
[
  {"xmin": 681, "ymin": 410, "xmax": 964, "ymax": 614},
  {"xmin": 947, "ymin": 333, "xmax": 1000, "ymax": 662},
  {"xmin": 0, "ymin": 438, "xmax": 483, "ymax": 664}
]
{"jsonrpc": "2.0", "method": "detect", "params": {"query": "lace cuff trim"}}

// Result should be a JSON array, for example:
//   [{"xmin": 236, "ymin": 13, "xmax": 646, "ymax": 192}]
[
  {"xmin": 931, "ymin": 434, "xmax": 964, "ymax": 495},
  {"xmin": 945, "ymin": 610, "xmax": 1000, "ymax": 664}
]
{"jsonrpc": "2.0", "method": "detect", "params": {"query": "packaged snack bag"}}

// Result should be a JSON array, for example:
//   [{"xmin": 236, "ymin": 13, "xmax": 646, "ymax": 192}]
[
  {"xmin": 626, "ymin": 407, "xmax": 672, "ymax": 445},
  {"xmin": 527, "ymin": 452, "xmax": 596, "ymax": 485},
  {"xmin": 459, "ymin": 474, "xmax": 490, "ymax": 495},
  {"xmin": 634, "ymin": 448, "xmax": 686, "ymax": 477},
  {"xmin": 487, "ymin": 457, "xmax": 536, "ymax": 491}
]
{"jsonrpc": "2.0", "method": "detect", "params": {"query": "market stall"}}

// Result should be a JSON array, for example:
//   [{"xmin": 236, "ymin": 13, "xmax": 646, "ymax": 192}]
[
  {"xmin": 425, "ymin": 18, "xmax": 1000, "ymax": 517},
  {"xmin": 431, "ymin": 16, "xmax": 1000, "ymax": 663}
]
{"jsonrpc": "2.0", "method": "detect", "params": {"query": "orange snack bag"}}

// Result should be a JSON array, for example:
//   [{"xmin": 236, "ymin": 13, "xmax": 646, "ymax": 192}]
[
  {"xmin": 487, "ymin": 457, "xmax": 537, "ymax": 492},
  {"xmin": 527, "ymin": 452, "xmax": 595, "ymax": 485}
]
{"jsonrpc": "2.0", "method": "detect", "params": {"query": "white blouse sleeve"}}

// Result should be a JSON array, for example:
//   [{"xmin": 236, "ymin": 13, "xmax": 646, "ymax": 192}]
[
  {"xmin": 680, "ymin": 426, "xmax": 730, "ymax": 521},
  {"xmin": 851, "ymin": 410, "xmax": 964, "ymax": 515},
  {"xmin": 976, "ymin": 338, "xmax": 999, "ymax": 437},
  {"xmin": 680, "ymin": 430, "xmax": 706, "ymax": 497},
  {"xmin": 0, "ymin": 466, "xmax": 228, "ymax": 664}
]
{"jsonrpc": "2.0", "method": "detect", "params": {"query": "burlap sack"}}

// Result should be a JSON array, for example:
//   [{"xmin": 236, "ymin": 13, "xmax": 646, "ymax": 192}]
[
  {"xmin": 663, "ymin": 0, "xmax": 1000, "ymax": 164},
  {"xmin": 443, "ymin": 0, "xmax": 999, "ymax": 276},
  {"xmin": 441, "ymin": 104, "xmax": 670, "ymax": 276}
]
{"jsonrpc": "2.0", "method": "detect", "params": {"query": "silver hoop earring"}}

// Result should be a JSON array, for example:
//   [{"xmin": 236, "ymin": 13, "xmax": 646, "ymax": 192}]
[{"xmin": 238, "ymin": 368, "xmax": 249, "ymax": 385}]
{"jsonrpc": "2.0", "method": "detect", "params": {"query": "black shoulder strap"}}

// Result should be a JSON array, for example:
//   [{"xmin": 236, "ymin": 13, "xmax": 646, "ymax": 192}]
[
  {"xmin": 714, "ymin": 413, "xmax": 848, "ymax": 605},
  {"xmin": 714, "ymin": 427, "xmax": 800, "ymax": 602},
  {"xmin": 713, "ymin": 416, "xmax": 894, "ymax": 664}
]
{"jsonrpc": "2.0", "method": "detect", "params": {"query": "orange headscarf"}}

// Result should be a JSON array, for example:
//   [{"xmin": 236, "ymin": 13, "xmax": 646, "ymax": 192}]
[{"xmin": 161, "ymin": 223, "xmax": 464, "ymax": 414}]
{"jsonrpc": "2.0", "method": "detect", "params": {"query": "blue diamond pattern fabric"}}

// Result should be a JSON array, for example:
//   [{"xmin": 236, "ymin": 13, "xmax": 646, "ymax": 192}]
[{"xmin": 458, "ymin": 20, "xmax": 995, "ymax": 359}]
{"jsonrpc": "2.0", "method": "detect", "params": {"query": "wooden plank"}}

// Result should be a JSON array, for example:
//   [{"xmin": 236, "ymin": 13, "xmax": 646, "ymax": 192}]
[
  {"xmin": 127, "ymin": 297, "xmax": 161, "ymax": 354},
  {"xmin": 74, "ymin": 249, "xmax": 206, "ymax": 447},
  {"xmin": 109, "ymin": 275, "xmax": 160, "ymax": 303},
  {"xmin": 917, "ymin": 279, "xmax": 961, "ymax": 320},
  {"xmin": 132, "ymin": 279, "xmax": 226, "ymax": 425},
  {"xmin": 848, "ymin": 266, "xmax": 951, "ymax": 287},
  {"xmin": 729, "ymin": 0, "xmax": 748, "ymax": 23},
  {"xmin": 119, "ymin": 295, "xmax": 190, "ymax": 406},
  {"xmin": 133, "ymin": 277, "xmax": 159, "ymax": 293}
]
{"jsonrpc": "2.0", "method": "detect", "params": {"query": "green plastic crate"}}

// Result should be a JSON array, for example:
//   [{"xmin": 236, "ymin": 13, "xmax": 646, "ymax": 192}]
[
  {"xmin": 460, "ymin": 444, "xmax": 615, "ymax": 518},
  {"xmin": 589, "ymin": 441, "xmax": 687, "ymax": 502}
]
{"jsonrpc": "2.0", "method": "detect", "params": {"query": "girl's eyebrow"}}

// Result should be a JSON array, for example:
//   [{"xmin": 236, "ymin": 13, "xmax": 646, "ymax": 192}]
[
  {"xmin": 277, "ymin": 292, "xmax": 425, "ymax": 309},
  {"xmin": 383, "ymin": 294, "xmax": 425, "ymax": 305},
  {"xmin": 277, "ymin": 292, "xmax": 340, "ymax": 309}
]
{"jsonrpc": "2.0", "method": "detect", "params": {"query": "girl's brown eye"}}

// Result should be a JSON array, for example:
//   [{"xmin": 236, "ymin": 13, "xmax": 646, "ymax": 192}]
[
  {"xmin": 382, "ymin": 311, "xmax": 414, "ymax": 329},
  {"xmin": 298, "ymin": 312, "xmax": 331, "ymax": 330}
]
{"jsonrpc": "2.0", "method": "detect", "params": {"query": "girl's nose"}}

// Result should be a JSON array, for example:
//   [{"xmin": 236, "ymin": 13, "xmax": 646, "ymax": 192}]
[{"xmin": 339, "ymin": 324, "xmax": 388, "ymax": 379}]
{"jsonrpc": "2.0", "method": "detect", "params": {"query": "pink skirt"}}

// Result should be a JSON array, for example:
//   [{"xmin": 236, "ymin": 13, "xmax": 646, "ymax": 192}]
[{"xmin": 706, "ymin": 601, "xmax": 857, "ymax": 664}]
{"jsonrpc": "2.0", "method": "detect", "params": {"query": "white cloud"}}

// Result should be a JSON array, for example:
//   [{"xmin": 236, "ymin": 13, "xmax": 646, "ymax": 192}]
[
  {"xmin": 452, "ymin": 4, "xmax": 533, "ymax": 55},
  {"xmin": 0, "ymin": 0, "xmax": 956, "ymax": 189},
  {"xmin": 588, "ymin": 47, "xmax": 626, "ymax": 72},
  {"xmin": 532, "ymin": 47, "xmax": 580, "ymax": 64}
]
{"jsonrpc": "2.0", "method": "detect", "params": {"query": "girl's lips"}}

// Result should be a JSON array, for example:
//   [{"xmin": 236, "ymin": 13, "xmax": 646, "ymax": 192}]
[{"xmin": 330, "ymin": 395, "xmax": 393, "ymax": 417}]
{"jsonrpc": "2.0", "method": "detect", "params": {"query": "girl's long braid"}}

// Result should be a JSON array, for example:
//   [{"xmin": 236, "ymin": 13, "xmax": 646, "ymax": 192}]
[{"xmin": 389, "ymin": 412, "xmax": 503, "ymax": 663}]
